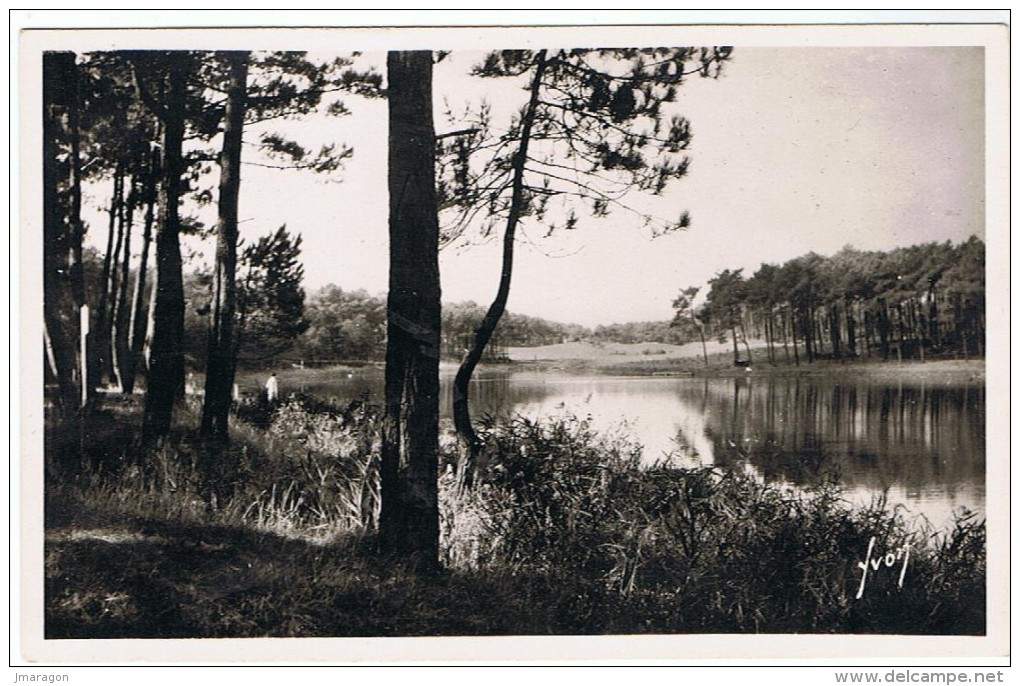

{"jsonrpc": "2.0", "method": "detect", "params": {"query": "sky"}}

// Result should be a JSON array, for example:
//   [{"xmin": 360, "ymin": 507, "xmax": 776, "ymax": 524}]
[{"xmin": 80, "ymin": 44, "xmax": 986, "ymax": 328}]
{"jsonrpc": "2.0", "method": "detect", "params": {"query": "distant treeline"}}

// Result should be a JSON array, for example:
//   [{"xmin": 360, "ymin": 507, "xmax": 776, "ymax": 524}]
[
  {"xmin": 172, "ymin": 238, "xmax": 984, "ymax": 367},
  {"xmin": 214, "ymin": 286, "xmax": 590, "ymax": 365},
  {"xmin": 680, "ymin": 238, "xmax": 986, "ymax": 364},
  {"xmin": 590, "ymin": 321, "xmax": 685, "ymax": 346}
]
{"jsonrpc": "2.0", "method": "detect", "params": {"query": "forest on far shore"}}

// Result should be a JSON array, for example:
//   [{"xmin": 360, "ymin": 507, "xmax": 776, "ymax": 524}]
[{"xmin": 164, "ymin": 236, "xmax": 983, "ymax": 367}]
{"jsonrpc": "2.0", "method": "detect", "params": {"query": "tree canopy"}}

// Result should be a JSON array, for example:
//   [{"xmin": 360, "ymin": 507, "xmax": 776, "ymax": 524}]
[{"xmin": 680, "ymin": 238, "xmax": 986, "ymax": 364}]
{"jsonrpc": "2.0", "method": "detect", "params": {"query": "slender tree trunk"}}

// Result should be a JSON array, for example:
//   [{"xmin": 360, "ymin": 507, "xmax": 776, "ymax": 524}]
[
  {"xmin": 694, "ymin": 316, "xmax": 709, "ymax": 366},
  {"xmin": 379, "ymin": 50, "xmax": 442, "ymax": 572},
  {"xmin": 781, "ymin": 306, "xmax": 790, "ymax": 364},
  {"xmin": 95, "ymin": 165, "xmax": 123, "ymax": 388},
  {"xmin": 765, "ymin": 314, "xmax": 775, "ymax": 363},
  {"xmin": 201, "ymin": 51, "xmax": 248, "ymax": 441},
  {"xmin": 123, "ymin": 149, "xmax": 157, "ymax": 394},
  {"xmin": 42, "ymin": 51, "xmax": 83, "ymax": 418},
  {"xmin": 878, "ymin": 299, "xmax": 891, "ymax": 360},
  {"xmin": 914, "ymin": 299, "xmax": 927, "ymax": 361},
  {"xmin": 791, "ymin": 308, "xmax": 800, "ymax": 366},
  {"xmin": 928, "ymin": 285, "xmax": 940, "ymax": 348},
  {"xmin": 845, "ymin": 298, "xmax": 857, "ymax": 358},
  {"xmin": 65, "ymin": 55, "xmax": 87, "ymax": 405},
  {"xmin": 897, "ymin": 303, "xmax": 909, "ymax": 361},
  {"xmin": 829, "ymin": 304, "xmax": 842, "ymax": 360},
  {"xmin": 112, "ymin": 176, "xmax": 136, "ymax": 390},
  {"xmin": 863, "ymin": 308, "xmax": 873, "ymax": 357},
  {"xmin": 142, "ymin": 60, "xmax": 187, "ymax": 444},
  {"xmin": 452, "ymin": 49, "xmax": 549, "ymax": 488},
  {"xmin": 804, "ymin": 308, "xmax": 815, "ymax": 363}
]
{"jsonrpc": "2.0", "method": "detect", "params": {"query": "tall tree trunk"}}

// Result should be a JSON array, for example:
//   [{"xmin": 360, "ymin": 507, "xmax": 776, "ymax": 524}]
[
  {"xmin": 791, "ymin": 308, "xmax": 800, "ymax": 366},
  {"xmin": 845, "ymin": 298, "xmax": 857, "ymax": 358},
  {"xmin": 123, "ymin": 146, "xmax": 158, "ymax": 394},
  {"xmin": 913, "ymin": 299, "xmax": 927, "ymax": 361},
  {"xmin": 42, "ymin": 51, "xmax": 84, "ymax": 418},
  {"xmin": 201, "ymin": 51, "xmax": 248, "ymax": 441},
  {"xmin": 829, "ymin": 304, "xmax": 842, "ymax": 360},
  {"xmin": 975, "ymin": 314, "xmax": 984, "ymax": 357},
  {"xmin": 95, "ymin": 165, "xmax": 123, "ymax": 388},
  {"xmin": 803, "ymin": 308, "xmax": 815, "ymax": 363},
  {"xmin": 452, "ymin": 49, "xmax": 549, "ymax": 488},
  {"xmin": 878, "ymin": 299, "xmax": 891, "ymax": 360},
  {"xmin": 142, "ymin": 60, "xmax": 187, "ymax": 444},
  {"xmin": 927, "ymin": 284, "xmax": 940, "ymax": 348},
  {"xmin": 112, "ymin": 176, "xmax": 136, "ymax": 390},
  {"xmin": 863, "ymin": 308, "xmax": 873, "ymax": 357},
  {"xmin": 379, "ymin": 50, "xmax": 442, "ymax": 572},
  {"xmin": 781, "ymin": 305, "xmax": 791, "ymax": 364},
  {"xmin": 765, "ymin": 314, "xmax": 775, "ymax": 363}
]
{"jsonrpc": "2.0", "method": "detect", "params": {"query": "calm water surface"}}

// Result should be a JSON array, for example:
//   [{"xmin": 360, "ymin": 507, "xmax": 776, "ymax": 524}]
[{"xmin": 286, "ymin": 368, "xmax": 986, "ymax": 528}]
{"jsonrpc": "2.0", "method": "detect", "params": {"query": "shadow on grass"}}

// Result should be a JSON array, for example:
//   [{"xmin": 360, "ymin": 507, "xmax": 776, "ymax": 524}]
[{"xmin": 45, "ymin": 508, "xmax": 557, "ymax": 639}]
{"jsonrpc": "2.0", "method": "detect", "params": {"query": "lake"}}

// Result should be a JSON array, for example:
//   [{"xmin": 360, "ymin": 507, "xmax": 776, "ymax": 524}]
[{"xmin": 279, "ymin": 367, "xmax": 986, "ymax": 529}]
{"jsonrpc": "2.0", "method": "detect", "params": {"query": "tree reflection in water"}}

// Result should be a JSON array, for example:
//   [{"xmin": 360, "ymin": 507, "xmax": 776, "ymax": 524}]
[{"xmin": 301, "ymin": 367, "xmax": 985, "ymax": 527}]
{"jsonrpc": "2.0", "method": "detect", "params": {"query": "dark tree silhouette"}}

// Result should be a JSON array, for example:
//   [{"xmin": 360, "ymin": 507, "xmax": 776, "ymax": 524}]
[
  {"xmin": 42, "ymin": 51, "xmax": 86, "ymax": 418},
  {"xmin": 379, "ymin": 51, "xmax": 442, "ymax": 571},
  {"xmin": 200, "ymin": 51, "xmax": 248, "ymax": 440},
  {"xmin": 129, "ymin": 51, "xmax": 191, "ymax": 444},
  {"xmin": 199, "ymin": 50, "xmax": 381, "ymax": 440}
]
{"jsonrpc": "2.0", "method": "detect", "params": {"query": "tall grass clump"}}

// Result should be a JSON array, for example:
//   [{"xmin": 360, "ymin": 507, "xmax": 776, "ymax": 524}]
[
  {"xmin": 53, "ymin": 394, "xmax": 384, "ymax": 544},
  {"xmin": 440, "ymin": 413, "xmax": 986, "ymax": 634},
  {"xmin": 226, "ymin": 395, "xmax": 383, "ymax": 539}
]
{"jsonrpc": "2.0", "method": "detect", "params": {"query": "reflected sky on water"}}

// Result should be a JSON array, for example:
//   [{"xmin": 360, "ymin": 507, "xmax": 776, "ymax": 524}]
[{"xmin": 287, "ymin": 367, "xmax": 985, "ymax": 528}]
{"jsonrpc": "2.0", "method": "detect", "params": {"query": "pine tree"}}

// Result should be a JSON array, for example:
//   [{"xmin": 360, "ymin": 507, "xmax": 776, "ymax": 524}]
[
  {"xmin": 379, "ymin": 51, "xmax": 442, "ymax": 571},
  {"xmin": 439, "ymin": 47, "xmax": 732, "ymax": 485}
]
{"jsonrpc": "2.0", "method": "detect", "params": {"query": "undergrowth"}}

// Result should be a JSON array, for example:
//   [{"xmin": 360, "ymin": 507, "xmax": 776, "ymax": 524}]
[{"xmin": 45, "ymin": 393, "xmax": 986, "ymax": 637}]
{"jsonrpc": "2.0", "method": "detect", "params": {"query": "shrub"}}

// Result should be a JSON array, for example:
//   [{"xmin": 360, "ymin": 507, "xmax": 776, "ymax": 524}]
[{"xmin": 439, "ymin": 413, "xmax": 987, "ymax": 634}]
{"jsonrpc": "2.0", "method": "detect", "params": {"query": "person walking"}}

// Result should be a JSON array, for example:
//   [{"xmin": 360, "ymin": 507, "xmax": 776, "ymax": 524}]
[{"xmin": 265, "ymin": 372, "xmax": 279, "ymax": 403}]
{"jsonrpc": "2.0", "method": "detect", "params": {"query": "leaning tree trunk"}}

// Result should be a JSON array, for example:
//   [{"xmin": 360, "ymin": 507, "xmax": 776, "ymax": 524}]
[
  {"xmin": 201, "ymin": 51, "xmax": 248, "ymax": 441},
  {"xmin": 452, "ymin": 49, "xmax": 548, "ymax": 489},
  {"xmin": 378, "ymin": 50, "xmax": 442, "ymax": 572},
  {"xmin": 142, "ymin": 61, "xmax": 187, "ymax": 445},
  {"xmin": 740, "ymin": 320, "xmax": 754, "ymax": 366}
]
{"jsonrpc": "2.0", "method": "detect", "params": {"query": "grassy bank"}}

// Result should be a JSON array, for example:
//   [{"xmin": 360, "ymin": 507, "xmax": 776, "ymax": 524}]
[
  {"xmin": 596, "ymin": 355, "xmax": 987, "ymax": 384},
  {"xmin": 45, "ymin": 394, "xmax": 985, "ymax": 637},
  {"xmin": 226, "ymin": 345, "xmax": 986, "ymax": 393},
  {"xmin": 502, "ymin": 340, "xmax": 985, "ymax": 383}
]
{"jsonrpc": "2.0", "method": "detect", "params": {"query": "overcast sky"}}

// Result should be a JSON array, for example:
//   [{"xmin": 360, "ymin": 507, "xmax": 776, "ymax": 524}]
[{"xmin": 80, "ymin": 45, "xmax": 986, "ymax": 328}]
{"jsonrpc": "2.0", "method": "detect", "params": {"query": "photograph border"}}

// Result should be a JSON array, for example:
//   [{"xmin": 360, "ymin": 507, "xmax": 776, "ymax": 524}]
[{"xmin": 12, "ymin": 12, "xmax": 1011, "ymax": 666}]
